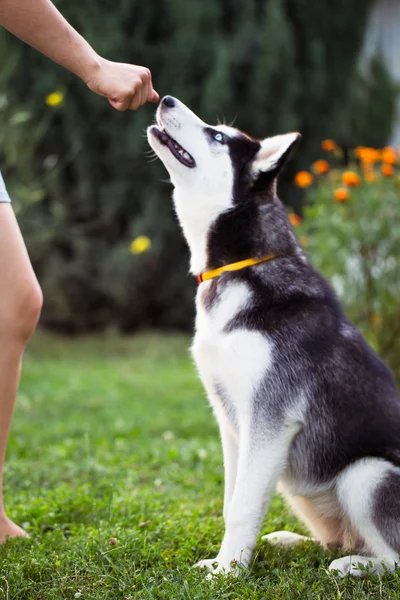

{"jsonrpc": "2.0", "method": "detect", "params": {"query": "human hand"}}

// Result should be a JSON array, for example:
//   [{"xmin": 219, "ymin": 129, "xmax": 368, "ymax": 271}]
[{"xmin": 84, "ymin": 57, "xmax": 159, "ymax": 111}]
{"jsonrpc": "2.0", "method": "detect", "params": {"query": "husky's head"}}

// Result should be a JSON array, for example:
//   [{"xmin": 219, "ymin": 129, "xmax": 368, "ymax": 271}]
[{"xmin": 147, "ymin": 96, "xmax": 301, "ymax": 274}]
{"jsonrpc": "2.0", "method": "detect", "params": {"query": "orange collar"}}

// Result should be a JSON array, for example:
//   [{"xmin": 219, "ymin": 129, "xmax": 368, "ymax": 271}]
[{"xmin": 196, "ymin": 255, "xmax": 277, "ymax": 285}]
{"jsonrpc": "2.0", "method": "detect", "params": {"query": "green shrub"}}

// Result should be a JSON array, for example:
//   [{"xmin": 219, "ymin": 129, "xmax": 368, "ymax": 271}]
[
  {"xmin": 293, "ymin": 144, "xmax": 400, "ymax": 380},
  {"xmin": 2, "ymin": 0, "xmax": 397, "ymax": 332}
]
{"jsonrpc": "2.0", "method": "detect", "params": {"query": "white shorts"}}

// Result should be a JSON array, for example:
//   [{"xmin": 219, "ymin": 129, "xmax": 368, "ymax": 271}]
[{"xmin": 0, "ymin": 171, "xmax": 11, "ymax": 203}]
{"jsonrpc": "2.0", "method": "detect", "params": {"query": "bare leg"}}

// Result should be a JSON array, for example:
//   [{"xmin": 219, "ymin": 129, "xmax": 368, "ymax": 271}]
[{"xmin": 0, "ymin": 204, "xmax": 42, "ymax": 542}]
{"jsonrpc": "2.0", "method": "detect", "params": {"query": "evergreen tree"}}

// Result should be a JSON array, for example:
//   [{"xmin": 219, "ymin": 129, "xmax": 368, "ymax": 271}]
[{"xmin": 0, "ymin": 0, "xmax": 395, "ymax": 332}]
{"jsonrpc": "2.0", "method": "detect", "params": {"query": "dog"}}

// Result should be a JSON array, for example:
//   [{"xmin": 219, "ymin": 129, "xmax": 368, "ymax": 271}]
[{"xmin": 147, "ymin": 96, "xmax": 400, "ymax": 577}]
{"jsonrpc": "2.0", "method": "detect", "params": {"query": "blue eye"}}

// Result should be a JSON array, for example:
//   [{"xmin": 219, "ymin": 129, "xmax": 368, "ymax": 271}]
[{"xmin": 214, "ymin": 132, "xmax": 224, "ymax": 143}]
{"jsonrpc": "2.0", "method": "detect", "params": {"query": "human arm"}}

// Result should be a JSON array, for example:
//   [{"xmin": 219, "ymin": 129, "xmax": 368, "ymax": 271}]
[{"xmin": 0, "ymin": 0, "xmax": 159, "ymax": 110}]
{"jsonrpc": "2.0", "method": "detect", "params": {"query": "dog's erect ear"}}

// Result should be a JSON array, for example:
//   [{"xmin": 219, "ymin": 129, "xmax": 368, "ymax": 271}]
[{"xmin": 251, "ymin": 132, "xmax": 301, "ymax": 177}]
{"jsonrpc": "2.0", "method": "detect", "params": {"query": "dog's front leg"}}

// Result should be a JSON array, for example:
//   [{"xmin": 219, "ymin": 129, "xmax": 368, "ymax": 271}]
[
  {"xmin": 195, "ymin": 424, "xmax": 294, "ymax": 575},
  {"xmin": 212, "ymin": 403, "xmax": 239, "ymax": 524},
  {"xmin": 221, "ymin": 425, "xmax": 238, "ymax": 524}
]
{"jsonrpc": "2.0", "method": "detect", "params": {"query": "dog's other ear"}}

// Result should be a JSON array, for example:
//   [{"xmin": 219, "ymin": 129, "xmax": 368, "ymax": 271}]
[{"xmin": 251, "ymin": 132, "xmax": 301, "ymax": 178}]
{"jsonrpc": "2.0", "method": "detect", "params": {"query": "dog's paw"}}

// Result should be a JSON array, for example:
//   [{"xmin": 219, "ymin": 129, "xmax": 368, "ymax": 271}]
[
  {"xmin": 262, "ymin": 530, "xmax": 313, "ymax": 548},
  {"xmin": 329, "ymin": 556, "xmax": 380, "ymax": 578},
  {"xmin": 193, "ymin": 558, "xmax": 240, "ymax": 578},
  {"xmin": 193, "ymin": 558, "xmax": 220, "ymax": 571}
]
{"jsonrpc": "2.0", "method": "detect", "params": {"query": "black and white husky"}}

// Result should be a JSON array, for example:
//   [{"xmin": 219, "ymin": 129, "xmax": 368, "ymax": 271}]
[{"xmin": 147, "ymin": 96, "xmax": 400, "ymax": 577}]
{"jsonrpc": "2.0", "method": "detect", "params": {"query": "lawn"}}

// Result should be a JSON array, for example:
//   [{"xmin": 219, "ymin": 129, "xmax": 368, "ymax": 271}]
[{"xmin": 0, "ymin": 332, "xmax": 399, "ymax": 599}]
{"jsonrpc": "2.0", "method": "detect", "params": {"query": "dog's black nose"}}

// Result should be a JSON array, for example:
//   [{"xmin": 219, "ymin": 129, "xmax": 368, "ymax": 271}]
[{"xmin": 162, "ymin": 96, "xmax": 175, "ymax": 108}]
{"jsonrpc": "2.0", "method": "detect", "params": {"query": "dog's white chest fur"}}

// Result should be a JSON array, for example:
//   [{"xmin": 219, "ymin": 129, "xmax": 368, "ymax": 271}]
[{"xmin": 192, "ymin": 282, "xmax": 273, "ymax": 429}]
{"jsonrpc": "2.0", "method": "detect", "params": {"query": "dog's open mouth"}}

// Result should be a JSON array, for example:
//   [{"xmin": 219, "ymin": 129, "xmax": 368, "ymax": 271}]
[{"xmin": 152, "ymin": 127, "xmax": 196, "ymax": 168}]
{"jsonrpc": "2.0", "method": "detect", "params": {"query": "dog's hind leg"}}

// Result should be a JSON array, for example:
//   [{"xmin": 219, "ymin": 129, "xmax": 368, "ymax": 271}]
[
  {"xmin": 265, "ymin": 489, "xmax": 357, "ymax": 550},
  {"xmin": 329, "ymin": 458, "xmax": 400, "ymax": 577},
  {"xmin": 262, "ymin": 530, "xmax": 313, "ymax": 547}
]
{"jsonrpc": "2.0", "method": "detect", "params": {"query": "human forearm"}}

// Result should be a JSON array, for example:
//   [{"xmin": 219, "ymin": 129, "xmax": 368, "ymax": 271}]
[
  {"xmin": 0, "ymin": 0, "xmax": 159, "ymax": 110},
  {"xmin": 0, "ymin": 0, "xmax": 100, "ymax": 82}
]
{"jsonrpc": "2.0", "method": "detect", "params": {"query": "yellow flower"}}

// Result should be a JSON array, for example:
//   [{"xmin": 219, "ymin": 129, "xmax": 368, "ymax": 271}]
[
  {"xmin": 299, "ymin": 235, "xmax": 309, "ymax": 248},
  {"xmin": 381, "ymin": 147, "xmax": 397, "ymax": 165},
  {"xmin": 369, "ymin": 312, "xmax": 381, "ymax": 328},
  {"xmin": 321, "ymin": 139, "xmax": 337, "ymax": 152},
  {"xmin": 130, "ymin": 235, "xmax": 151, "ymax": 254},
  {"xmin": 342, "ymin": 171, "xmax": 361, "ymax": 187},
  {"xmin": 381, "ymin": 163, "xmax": 394, "ymax": 177},
  {"xmin": 334, "ymin": 188, "xmax": 349, "ymax": 203},
  {"xmin": 45, "ymin": 92, "xmax": 64, "ymax": 107},
  {"xmin": 312, "ymin": 160, "xmax": 330, "ymax": 175},
  {"xmin": 288, "ymin": 213, "xmax": 302, "ymax": 226},
  {"xmin": 294, "ymin": 171, "xmax": 314, "ymax": 188}
]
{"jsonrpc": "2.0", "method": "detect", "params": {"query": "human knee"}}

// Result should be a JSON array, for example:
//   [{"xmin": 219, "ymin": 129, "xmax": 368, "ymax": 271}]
[{"xmin": 0, "ymin": 276, "xmax": 43, "ymax": 343}]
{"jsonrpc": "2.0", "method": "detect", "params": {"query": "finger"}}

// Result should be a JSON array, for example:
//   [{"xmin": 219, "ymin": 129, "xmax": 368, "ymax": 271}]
[
  {"xmin": 139, "ymin": 81, "xmax": 147, "ymax": 107},
  {"xmin": 138, "ymin": 71, "xmax": 149, "ymax": 107},
  {"xmin": 127, "ymin": 91, "xmax": 142, "ymax": 111},
  {"xmin": 145, "ymin": 71, "xmax": 155, "ymax": 103},
  {"xmin": 134, "ymin": 85, "xmax": 145, "ymax": 110},
  {"xmin": 144, "ymin": 69, "xmax": 159, "ymax": 102},
  {"xmin": 108, "ymin": 97, "xmax": 129, "ymax": 112},
  {"xmin": 127, "ymin": 78, "xmax": 144, "ymax": 111},
  {"xmin": 144, "ymin": 78, "xmax": 153, "ymax": 104}
]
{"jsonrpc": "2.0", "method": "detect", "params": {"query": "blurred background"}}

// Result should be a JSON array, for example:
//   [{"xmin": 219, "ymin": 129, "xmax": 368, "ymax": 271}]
[{"xmin": 1, "ymin": 0, "xmax": 400, "ymax": 375}]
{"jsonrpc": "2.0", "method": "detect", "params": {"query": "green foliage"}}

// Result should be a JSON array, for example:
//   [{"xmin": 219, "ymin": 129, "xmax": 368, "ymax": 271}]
[
  {"xmin": 295, "ymin": 156, "xmax": 400, "ymax": 381},
  {"xmin": 0, "ymin": 37, "xmax": 53, "ymax": 208},
  {"xmin": 334, "ymin": 58, "xmax": 399, "ymax": 151},
  {"xmin": 2, "ymin": 332, "xmax": 400, "ymax": 597},
  {"xmin": 1, "ymin": 0, "xmax": 396, "ymax": 332}
]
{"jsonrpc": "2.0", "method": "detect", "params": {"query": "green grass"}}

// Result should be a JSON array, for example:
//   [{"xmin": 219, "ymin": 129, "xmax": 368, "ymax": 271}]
[{"xmin": 1, "ymin": 332, "xmax": 399, "ymax": 599}]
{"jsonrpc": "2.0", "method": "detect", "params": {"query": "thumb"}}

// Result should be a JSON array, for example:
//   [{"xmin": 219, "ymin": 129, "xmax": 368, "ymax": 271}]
[{"xmin": 151, "ymin": 90, "xmax": 160, "ymax": 102}]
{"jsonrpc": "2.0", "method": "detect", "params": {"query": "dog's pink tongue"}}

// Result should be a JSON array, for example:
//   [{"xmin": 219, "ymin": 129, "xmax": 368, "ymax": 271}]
[{"xmin": 160, "ymin": 131, "xmax": 170, "ymax": 145}]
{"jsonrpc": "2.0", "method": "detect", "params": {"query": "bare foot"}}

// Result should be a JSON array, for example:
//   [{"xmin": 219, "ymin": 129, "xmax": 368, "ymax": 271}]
[{"xmin": 0, "ymin": 516, "xmax": 29, "ymax": 543}]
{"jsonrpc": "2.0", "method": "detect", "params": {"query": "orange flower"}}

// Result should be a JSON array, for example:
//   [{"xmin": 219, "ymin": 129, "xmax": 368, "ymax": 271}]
[
  {"xmin": 321, "ymin": 139, "xmax": 337, "ymax": 152},
  {"xmin": 312, "ymin": 159, "xmax": 330, "ymax": 175},
  {"xmin": 288, "ymin": 213, "xmax": 302, "ymax": 226},
  {"xmin": 342, "ymin": 171, "xmax": 361, "ymax": 187},
  {"xmin": 364, "ymin": 171, "xmax": 375, "ymax": 184},
  {"xmin": 381, "ymin": 163, "xmax": 394, "ymax": 177},
  {"xmin": 381, "ymin": 147, "xmax": 397, "ymax": 165},
  {"xmin": 294, "ymin": 171, "xmax": 314, "ymax": 188},
  {"xmin": 356, "ymin": 147, "xmax": 380, "ymax": 165},
  {"xmin": 334, "ymin": 188, "xmax": 349, "ymax": 203},
  {"xmin": 355, "ymin": 146, "xmax": 365, "ymax": 158}
]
